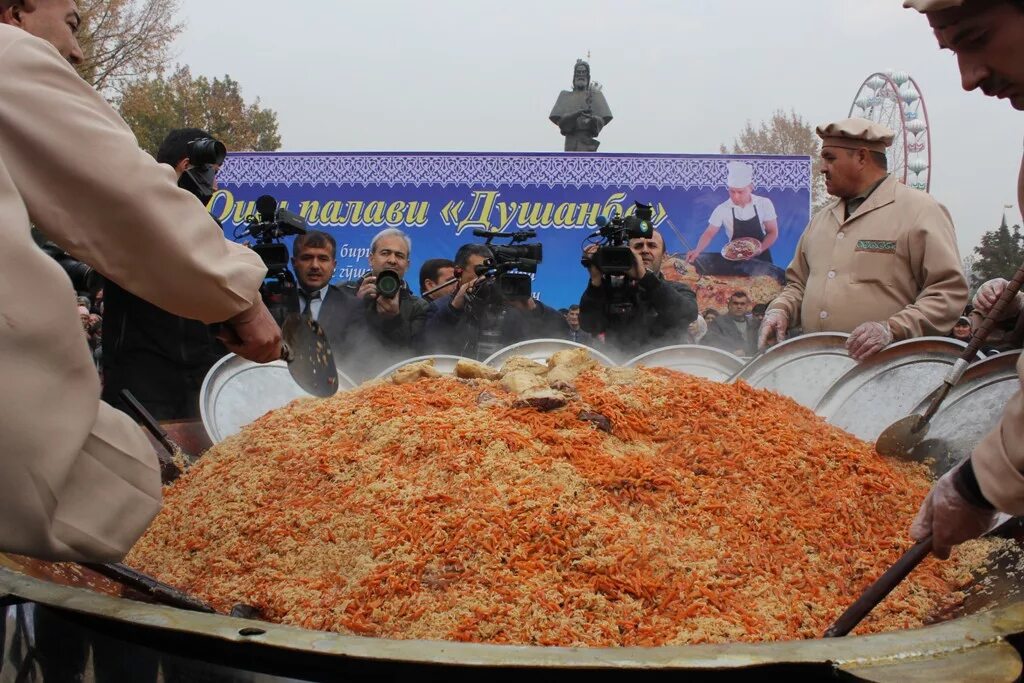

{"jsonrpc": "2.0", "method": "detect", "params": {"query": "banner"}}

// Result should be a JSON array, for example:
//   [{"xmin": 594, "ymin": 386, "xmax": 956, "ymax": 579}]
[{"xmin": 214, "ymin": 152, "xmax": 811, "ymax": 312}]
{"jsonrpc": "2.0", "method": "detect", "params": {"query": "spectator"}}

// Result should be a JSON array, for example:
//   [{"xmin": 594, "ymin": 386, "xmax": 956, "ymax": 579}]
[
  {"xmin": 579, "ymin": 229, "xmax": 697, "ymax": 359},
  {"xmin": 687, "ymin": 314, "xmax": 708, "ymax": 344},
  {"xmin": 703, "ymin": 291, "xmax": 759, "ymax": 356},
  {"xmin": 425, "ymin": 243, "xmax": 566, "ymax": 359},
  {"xmin": 564, "ymin": 304, "xmax": 593, "ymax": 345},
  {"xmin": 290, "ymin": 230, "xmax": 354, "ymax": 356},
  {"xmin": 340, "ymin": 228, "xmax": 430, "ymax": 377},
  {"xmin": 703, "ymin": 308, "xmax": 720, "ymax": 325},
  {"xmin": 419, "ymin": 258, "xmax": 458, "ymax": 302},
  {"xmin": 752, "ymin": 303, "xmax": 768, "ymax": 324},
  {"xmin": 949, "ymin": 315, "xmax": 973, "ymax": 343}
]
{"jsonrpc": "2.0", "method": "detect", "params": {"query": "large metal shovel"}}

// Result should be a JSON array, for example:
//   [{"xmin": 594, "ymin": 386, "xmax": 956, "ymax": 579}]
[
  {"xmin": 280, "ymin": 314, "xmax": 338, "ymax": 397},
  {"xmin": 875, "ymin": 262, "xmax": 1024, "ymax": 458}
]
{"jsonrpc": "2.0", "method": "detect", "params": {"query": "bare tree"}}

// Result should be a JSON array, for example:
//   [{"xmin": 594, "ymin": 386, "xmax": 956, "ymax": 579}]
[
  {"xmin": 76, "ymin": 0, "xmax": 184, "ymax": 94},
  {"xmin": 722, "ymin": 109, "xmax": 828, "ymax": 211}
]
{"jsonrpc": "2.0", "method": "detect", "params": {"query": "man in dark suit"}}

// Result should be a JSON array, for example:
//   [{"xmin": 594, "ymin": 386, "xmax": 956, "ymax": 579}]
[
  {"xmin": 703, "ymin": 290, "xmax": 759, "ymax": 357},
  {"xmin": 290, "ymin": 230, "xmax": 354, "ymax": 356}
]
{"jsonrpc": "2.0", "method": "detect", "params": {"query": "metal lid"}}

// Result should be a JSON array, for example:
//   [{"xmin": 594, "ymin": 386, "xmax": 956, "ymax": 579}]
[
  {"xmin": 624, "ymin": 345, "xmax": 743, "ymax": 381},
  {"xmin": 732, "ymin": 333, "xmax": 856, "ymax": 409},
  {"xmin": 199, "ymin": 354, "xmax": 356, "ymax": 443},
  {"xmin": 813, "ymin": 336, "xmax": 973, "ymax": 442}
]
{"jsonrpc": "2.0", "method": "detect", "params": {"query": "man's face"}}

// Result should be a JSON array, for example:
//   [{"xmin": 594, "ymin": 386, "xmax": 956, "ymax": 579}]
[
  {"xmin": 566, "ymin": 308, "xmax": 580, "ymax": 329},
  {"xmin": 3, "ymin": 0, "xmax": 84, "ymax": 65},
  {"xmin": 931, "ymin": 3, "xmax": 1024, "ymax": 111},
  {"xmin": 425, "ymin": 265, "xmax": 456, "ymax": 299},
  {"xmin": 727, "ymin": 296, "xmax": 751, "ymax": 319},
  {"xmin": 291, "ymin": 245, "xmax": 336, "ymax": 291},
  {"xmin": 368, "ymin": 235, "xmax": 409, "ymax": 278},
  {"xmin": 819, "ymin": 147, "xmax": 864, "ymax": 199},
  {"xmin": 728, "ymin": 185, "xmax": 753, "ymax": 207},
  {"xmin": 460, "ymin": 254, "xmax": 488, "ymax": 285},
  {"xmin": 629, "ymin": 231, "xmax": 666, "ymax": 273},
  {"xmin": 573, "ymin": 65, "xmax": 589, "ymax": 90},
  {"xmin": 953, "ymin": 322, "xmax": 972, "ymax": 338}
]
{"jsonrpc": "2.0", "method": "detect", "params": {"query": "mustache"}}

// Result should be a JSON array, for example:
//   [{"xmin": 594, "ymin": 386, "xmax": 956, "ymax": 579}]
[{"xmin": 980, "ymin": 75, "xmax": 1010, "ymax": 97}]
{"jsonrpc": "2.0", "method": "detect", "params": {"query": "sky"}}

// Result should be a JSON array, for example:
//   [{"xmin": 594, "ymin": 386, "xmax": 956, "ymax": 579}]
[{"xmin": 174, "ymin": 0, "xmax": 1023, "ymax": 257}]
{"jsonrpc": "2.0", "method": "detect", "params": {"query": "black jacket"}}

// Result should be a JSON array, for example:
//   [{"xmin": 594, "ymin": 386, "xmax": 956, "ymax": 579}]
[
  {"xmin": 703, "ymin": 315, "xmax": 759, "ymax": 356},
  {"xmin": 337, "ymin": 279, "xmax": 430, "ymax": 378},
  {"xmin": 579, "ymin": 271, "xmax": 697, "ymax": 358},
  {"xmin": 101, "ymin": 278, "xmax": 225, "ymax": 420},
  {"xmin": 425, "ymin": 295, "xmax": 568, "ymax": 360}
]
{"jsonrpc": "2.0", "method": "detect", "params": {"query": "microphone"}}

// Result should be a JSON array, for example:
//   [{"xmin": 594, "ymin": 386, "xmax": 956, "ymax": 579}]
[{"xmin": 255, "ymin": 195, "xmax": 277, "ymax": 223}]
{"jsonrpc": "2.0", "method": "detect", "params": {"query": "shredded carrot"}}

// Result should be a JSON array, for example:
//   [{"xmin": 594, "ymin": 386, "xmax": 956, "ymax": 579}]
[{"xmin": 126, "ymin": 360, "xmax": 995, "ymax": 646}]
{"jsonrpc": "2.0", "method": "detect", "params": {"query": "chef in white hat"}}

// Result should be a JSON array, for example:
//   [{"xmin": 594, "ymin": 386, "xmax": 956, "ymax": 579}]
[{"xmin": 687, "ymin": 160, "xmax": 780, "ymax": 264}]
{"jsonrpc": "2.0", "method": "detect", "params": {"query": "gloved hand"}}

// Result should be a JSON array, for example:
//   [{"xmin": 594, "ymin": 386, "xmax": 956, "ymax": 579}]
[
  {"xmin": 910, "ymin": 462, "xmax": 999, "ymax": 560},
  {"xmin": 973, "ymin": 278, "xmax": 1023, "ymax": 319},
  {"xmin": 845, "ymin": 321, "xmax": 893, "ymax": 361},
  {"xmin": 757, "ymin": 309, "xmax": 789, "ymax": 349}
]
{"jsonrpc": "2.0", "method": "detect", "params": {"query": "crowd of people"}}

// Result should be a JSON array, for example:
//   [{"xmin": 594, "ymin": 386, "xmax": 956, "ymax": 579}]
[{"xmin": 0, "ymin": 0, "xmax": 1022, "ymax": 576}]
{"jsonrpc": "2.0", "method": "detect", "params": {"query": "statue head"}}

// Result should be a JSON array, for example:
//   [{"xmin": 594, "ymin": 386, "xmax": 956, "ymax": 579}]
[{"xmin": 573, "ymin": 60, "xmax": 590, "ymax": 91}]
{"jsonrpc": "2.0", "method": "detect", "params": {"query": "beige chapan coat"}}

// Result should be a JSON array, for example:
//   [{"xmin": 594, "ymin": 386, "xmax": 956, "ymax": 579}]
[
  {"xmin": 0, "ymin": 26, "xmax": 266, "ymax": 562},
  {"xmin": 972, "ymin": 157, "xmax": 1024, "ymax": 514},
  {"xmin": 768, "ymin": 173, "xmax": 968, "ymax": 340}
]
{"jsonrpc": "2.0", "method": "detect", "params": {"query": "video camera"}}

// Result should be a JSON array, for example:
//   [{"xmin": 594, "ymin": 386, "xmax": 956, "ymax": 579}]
[
  {"xmin": 237, "ymin": 194, "xmax": 308, "ymax": 325},
  {"xmin": 467, "ymin": 229, "xmax": 543, "ymax": 306},
  {"xmin": 584, "ymin": 202, "xmax": 655, "ymax": 275},
  {"xmin": 177, "ymin": 136, "xmax": 227, "ymax": 205}
]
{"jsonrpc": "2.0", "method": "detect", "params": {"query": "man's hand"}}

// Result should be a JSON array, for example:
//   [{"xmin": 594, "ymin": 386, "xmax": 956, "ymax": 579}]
[
  {"xmin": 627, "ymin": 250, "xmax": 648, "ymax": 282},
  {"xmin": 757, "ymin": 309, "xmax": 789, "ymax": 349},
  {"xmin": 911, "ymin": 463, "xmax": 999, "ymax": 560},
  {"xmin": 451, "ymin": 276, "xmax": 485, "ymax": 311},
  {"xmin": 218, "ymin": 300, "xmax": 282, "ymax": 363},
  {"xmin": 846, "ymin": 321, "xmax": 893, "ymax": 361},
  {"xmin": 356, "ymin": 275, "xmax": 378, "ymax": 301},
  {"xmin": 973, "ymin": 278, "xmax": 1023, "ymax": 319},
  {"xmin": 375, "ymin": 292, "xmax": 401, "ymax": 318},
  {"xmin": 583, "ymin": 245, "xmax": 603, "ymax": 287},
  {"xmin": 685, "ymin": 249, "xmax": 700, "ymax": 264}
]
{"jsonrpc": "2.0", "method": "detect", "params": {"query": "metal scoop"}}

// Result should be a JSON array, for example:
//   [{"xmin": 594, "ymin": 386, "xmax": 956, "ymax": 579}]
[
  {"xmin": 876, "ymin": 263, "xmax": 1024, "ymax": 458},
  {"xmin": 280, "ymin": 314, "xmax": 339, "ymax": 397}
]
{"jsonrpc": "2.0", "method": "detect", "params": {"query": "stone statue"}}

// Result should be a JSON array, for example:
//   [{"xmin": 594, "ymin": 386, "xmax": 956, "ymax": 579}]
[{"xmin": 549, "ymin": 59, "xmax": 613, "ymax": 152}]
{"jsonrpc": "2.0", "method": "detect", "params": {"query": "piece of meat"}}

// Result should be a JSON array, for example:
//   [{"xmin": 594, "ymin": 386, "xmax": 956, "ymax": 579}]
[
  {"xmin": 391, "ymin": 360, "xmax": 440, "ymax": 385},
  {"xmin": 501, "ymin": 370, "xmax": 547, "ymax": 394},
  {"xmin": 500, "ymin": 357, "xmax": 549, "ymax": 377},
  {"xmin": 578, "ymin": 410, "xmax": 612, "ymax": 433},
  {"xmin": 455, "ymin": 359, "xmax": 501, "ymax": 380},
  {"xmin": 515, "ymin": 388, "xmax": 568, "ymax": 412}
]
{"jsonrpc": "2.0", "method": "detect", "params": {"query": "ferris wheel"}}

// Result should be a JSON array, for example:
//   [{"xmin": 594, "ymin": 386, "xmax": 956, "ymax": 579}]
[{"xmin": 848, "ymin": 70, "xmax": 932, "ymax": 192}]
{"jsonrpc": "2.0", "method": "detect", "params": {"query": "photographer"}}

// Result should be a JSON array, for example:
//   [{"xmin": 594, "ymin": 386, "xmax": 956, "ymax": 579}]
[
  {"xmin": 425, "ymin": 243, "xmax": 566, "ymax": 360},
  {"xmin": 102, "ymin": 128, "xmax": 235, "ymax": 421},
  {"xmin": 580, "ymin": 228, "xmax": 697, "ymax": 356},
  {"xmin": 339, "ymin": 228, "xmax": 429, "ymax": 376}
]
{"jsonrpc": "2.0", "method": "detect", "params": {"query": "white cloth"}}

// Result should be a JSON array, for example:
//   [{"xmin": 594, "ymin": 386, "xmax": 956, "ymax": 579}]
[
  {"xmin": 708, "ymin": 195, "xmax": 778, "ymax": 240},
  {"xmin": 301, "ymin": 284, "xmax": 330, "ymax": 321}
]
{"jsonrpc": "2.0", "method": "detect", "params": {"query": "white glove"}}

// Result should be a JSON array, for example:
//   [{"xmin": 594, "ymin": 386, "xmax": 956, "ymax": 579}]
[
  {"xmin": 973, "ymin": 278, "xmax": 1023, "ymax": 319},
  {"xmin": 846, "ymin": 321, "xmax": 893, "ymax": 361},
  {"xmin": 910, "ymin": 463, "xmax": 999, "ymax": 560},
  {"xmin": 757, "ymin": 309, "xmax": 789, "ymax": 349}
]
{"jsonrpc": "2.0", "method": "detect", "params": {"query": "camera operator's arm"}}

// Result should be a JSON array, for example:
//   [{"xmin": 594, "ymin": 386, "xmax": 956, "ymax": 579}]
[
  {"xmin": 641, "ymin": 272, "xmax": 698, "ymax": 339},
  {"xmin": 579, "ymin": 245, "xmax": 610, "ymax": 334}
]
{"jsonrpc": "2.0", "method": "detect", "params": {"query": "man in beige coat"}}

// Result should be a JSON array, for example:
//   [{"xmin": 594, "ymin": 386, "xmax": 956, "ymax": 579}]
[
  {"xmin": 905, "ymin": 0, "xmax": 1024, "ymax": 560},
  {"xmin": 0, "ymin": 5, "xmax": 281, "ymax": 562},
  {"xmin": 758, "ymin": 118, "xmax": 968, "ymax": 361}
]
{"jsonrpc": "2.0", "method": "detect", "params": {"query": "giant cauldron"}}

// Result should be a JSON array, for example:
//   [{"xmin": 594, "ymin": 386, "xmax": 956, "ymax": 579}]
[{"xmin": 2, "ymin": 335, "xmax": 1023, "ymax": 682}]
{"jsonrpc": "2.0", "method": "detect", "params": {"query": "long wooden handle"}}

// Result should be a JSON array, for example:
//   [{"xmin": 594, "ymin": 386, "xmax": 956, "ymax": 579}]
[
  {"xmin": 83, "ymin": 562, "xmax": 217, "ymax": 614},
  {"xmin": 823, "ymin": 536, "xmax": 933, "ymax": 638},
  {"xmin": 964, "ymin": 265, "xmax": 1024, "ymax": 359}
]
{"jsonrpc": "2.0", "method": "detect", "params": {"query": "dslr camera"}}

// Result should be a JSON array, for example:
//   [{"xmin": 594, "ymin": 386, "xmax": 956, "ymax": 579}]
[
  {"xmin": 238, "ymin": 194, "xmax": 308, "ymax": 325},
  {"xmin": 177, "ymin": 137, "xmax": 227, "ymax": 205}
]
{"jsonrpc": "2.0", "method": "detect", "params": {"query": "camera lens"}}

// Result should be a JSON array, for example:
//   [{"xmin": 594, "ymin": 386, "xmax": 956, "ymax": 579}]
[
  {"xmin": 187, "ymin": 137, "xmax": 227, "ymax": 167},
  {"xmin": 375, "ymin": 270, "xmax": 402, "ymax": 299}
]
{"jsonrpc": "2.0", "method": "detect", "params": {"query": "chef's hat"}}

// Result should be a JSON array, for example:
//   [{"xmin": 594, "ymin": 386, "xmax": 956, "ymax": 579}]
[{"xmin": 726, "ymin": 161, "xmax": 754, "ymax": 189}]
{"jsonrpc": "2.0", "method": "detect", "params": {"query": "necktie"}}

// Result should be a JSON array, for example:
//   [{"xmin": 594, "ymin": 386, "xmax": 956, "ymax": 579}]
[{"xmin": 302, "ymin": 289, "xmax": 321, "ymax": 319}]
